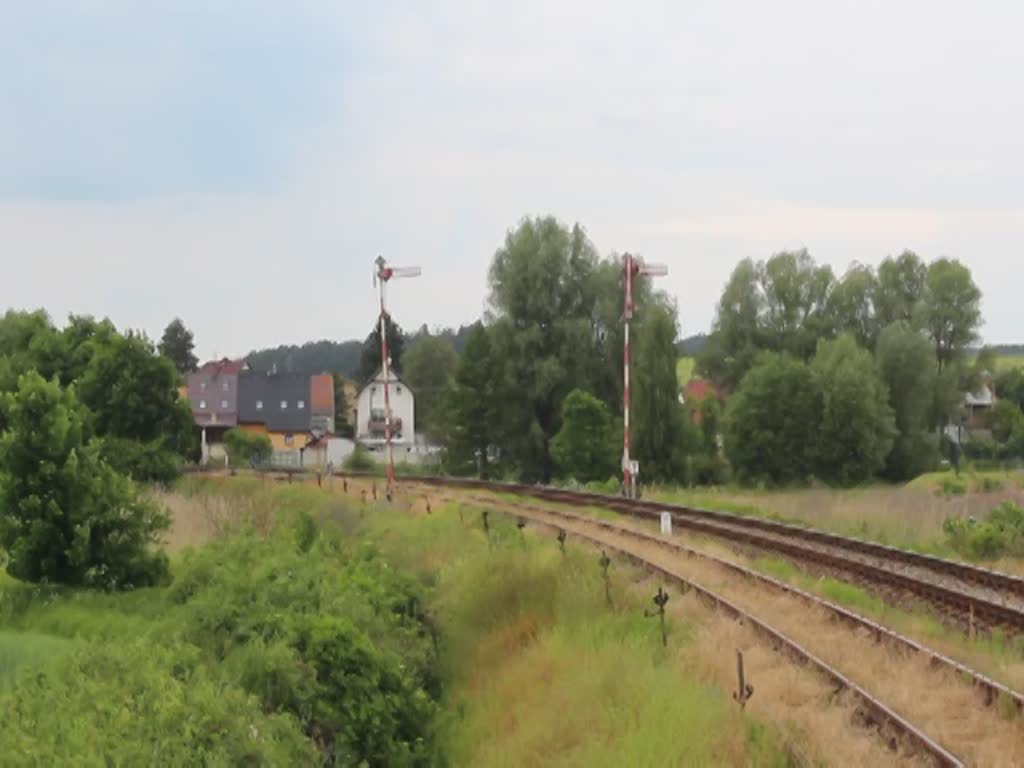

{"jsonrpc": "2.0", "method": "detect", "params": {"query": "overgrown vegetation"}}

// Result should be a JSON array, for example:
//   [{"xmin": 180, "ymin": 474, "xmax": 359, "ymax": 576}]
[{"xmin": 944, "ymin": 502, "xmax": 1024, "ymax": 560}]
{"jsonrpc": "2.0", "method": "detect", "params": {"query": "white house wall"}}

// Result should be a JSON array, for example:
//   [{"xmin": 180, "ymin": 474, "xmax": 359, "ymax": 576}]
[{"xmin": 355, "ymin": 375, "xmax": 415, "ymax": 444}]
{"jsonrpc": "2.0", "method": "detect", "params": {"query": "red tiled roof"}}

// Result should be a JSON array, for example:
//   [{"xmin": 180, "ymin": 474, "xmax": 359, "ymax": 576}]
[
  {"xmin": 683, "ymin": 379, "xmax": 723, "ymax": 403},
  {"xmin": 310, "ymin": 374, "xmax": 334, "ymax": 414},
  {"xmin": 200, "ymin": 358, "xmax": 245, "ymax": 375}
]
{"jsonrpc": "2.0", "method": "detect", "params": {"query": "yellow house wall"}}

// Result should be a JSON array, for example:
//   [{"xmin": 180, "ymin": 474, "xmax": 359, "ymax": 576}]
[{"xmin": 238, "ymin": 423, "xmax": 305, "ymax": 452}]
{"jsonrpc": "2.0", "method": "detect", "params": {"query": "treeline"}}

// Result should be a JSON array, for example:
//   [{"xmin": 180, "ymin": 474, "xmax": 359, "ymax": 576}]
[
  {"xmin": 0, "ymin": 310, "xmax": 197, "ymax": 588},
  {"xmin": 247, "ymin": 324, "xmax": 478, "ymax": 381},
  {"xmin": 698, "ymin": 249, "xmax": 1003, "ymax": 483}
]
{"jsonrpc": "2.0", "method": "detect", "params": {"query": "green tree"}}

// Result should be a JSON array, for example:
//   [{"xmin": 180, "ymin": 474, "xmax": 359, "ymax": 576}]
[
  {"xmin": 633, "ymin": 304, "xmax": 698, "ymax": 483},
  {"xmin": 759, "ymin": 250, "xmax": 835, "ymax": 359},
  {"xmin": 443, "ymin": 325, "xmax": 499, "ymax": 477},
  {"xmin": 829, "ymin": 263, "xmax": 878, "ymax": 348},
  {"xmin": 59, "ymin": 314, "xmax": 118, "ymax": 384},
  {"xmin": 811, "ymin": 335, "xmax": 896, "ymax": 485},
  {"xmin": 698, "ymin": 258, "xmax": 763, "ymax": 389},
  {"xmin": 77, "ymin": 332, "xmax": 194, "ymax": 481},
  {"xmin": 724, "ymin": 354, "xmax": 821, "ymax": 485},
  {"xmin": 920, "ymin": 258, "xmax": 982, "ymax": 372},
  {"xmin": 359, "ymin": 314, "xmax": 406, "ymax": 384},
  {"xmin": 0, "ymin": 372, "xmax": 169, "ymax": 588},
  {"xmin": 487, "ymin": 217, "xmax": 605, "ymax": 481},
  {"xmin": 550, "ymin": 389, "xmax": 617, "ymax": 483},
  {"xmin": 874, "ymin": 250, "xmax": 927, "ymax": 328},
  {"xmin": 158, "ymin": 317, "xmax": 199, "ymax": 375},
  {"xmin": 223, "ymin": 427, "xmax": 273, "ymax": 466},
  {"xmin": 875, "ymin": 322, "xmax": 939, "ymax": 480},
  {"xmin": 995, "ymin": 367, "xmax": 1024, "ymax": 410},
  {"xmin": 401, "ymin": 333, "xmax": 458, "ymax": 438},
  {"xmin": 989, "ymin": 400, "xmax": 1024, "ymax": 444}
]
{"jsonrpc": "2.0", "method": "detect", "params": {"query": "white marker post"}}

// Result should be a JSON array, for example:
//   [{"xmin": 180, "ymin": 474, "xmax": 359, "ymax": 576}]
[{"xmin": 660, "ymin": 511, "xmax": 672, "ymax": 537}]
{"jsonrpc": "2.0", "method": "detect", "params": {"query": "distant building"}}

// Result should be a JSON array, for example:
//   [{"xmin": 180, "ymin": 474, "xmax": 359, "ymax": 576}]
[
  {"xmin": 236, "ymin": 370, "xmax": 334, "ymax": 466},
  {"xmin": 355, "ymin": 369, "xmax": 415, "ymax": 446},
  {"xmin": 186, "ymin": 358, "xmax": 247, "ymax": 461}
]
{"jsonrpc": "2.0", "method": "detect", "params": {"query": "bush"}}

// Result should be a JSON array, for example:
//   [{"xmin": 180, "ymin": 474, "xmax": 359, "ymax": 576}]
[
  {"xmin": 343, "ymin": 444, "xmax": 377, "ymax": 472},
  {"xmin": 0, "ymin": 372, "xmax": 169, "ymax": 589},
  {"xmin": 98, "ymin": 435, "xmax": 182, "ymax": 484},
  {"xmin": 939, "ymin": 475, "xmax": 968, "ymax": 497},
  {"xmin": 943, "ymin": 502, "xmax": 1024, "ymax": 560},
  {"xmin": 167, "ymin": 519, "xmax": 439, "ymax": 766},
  {"xmin": 0, "ymin": 642, "xmax": 316, "ymax": 766},
  {"xmin": 550, "ymin": 389, "xmax": 617, "ymax": 484},
  {"xmin": 223, "ymin": 427, "xmax": 273, "ymax": 467}
]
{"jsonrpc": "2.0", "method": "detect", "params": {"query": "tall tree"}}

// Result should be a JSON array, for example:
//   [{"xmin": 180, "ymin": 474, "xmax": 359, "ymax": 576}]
[
  {"xmin": 633, "ymin": 304, "xmax": 698, "ymax": 483},
  {"xmin": 829, "ymin": 263, "xmax": 878, "ymax": 348},
  {"xmin": 759, "ymin": 249, "xmax": 835, "ymax": 359},
  {"xmin": 724, "ymin": 353, "xmax": 822, "ymax": 485},
  {"xmin": 358, "ymin": 314, "xmax": 406, "ymax": 384},
  {"xmin": 443, "ymin": 325, "xmax": 499, "ymax": 477},
  {"xmin": 158, "ymin": 318, "xmax": 198, "ymax": 375},
  {"xmin": 486, "ymin": 216, "xmax": 604, "ymax": 481},
  {"xmin": 875, "ymin": 322, "xmax": 939, "ymax": 480},
  {"xmin": 920, "ymin": 258, "xmax": 982, "ymax": 372},
  {"xmin": 332, "ymin": 374, "xmax": 353, "ymax": 436},
  {"xmin": 0, "ymin": 371, "xmax": 169, "ymax": 588},
  {"xmin": 811, "ymin": 335, "xmax": 895, "ymax": 485},
  {"xmin": 550, "ymin": 389, "xmax": 617, "ymax": 483},
  {"xmin": 402, "ymin": 333, "xmax": 459, "ymax": 438},
  {"xmin": 874, "ymin": 250, "xmax": 926, "ymax": 328}
]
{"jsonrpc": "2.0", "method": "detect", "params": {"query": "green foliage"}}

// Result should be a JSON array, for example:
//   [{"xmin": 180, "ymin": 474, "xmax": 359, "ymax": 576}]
[
  {"xmin": 990, "ymin": 400, "xmax": 1024, "ymax": 444},
  {"xmin": 402, "ymin": 333, "xmax": 458, "ymax": 438},
  {"xmin": 551, "ymin": 389, "xmax": 617, "ymax": 483},
  {"xmin": 442, "ymin": 324, "xmax": 498, "ymax": 477},
  {"xmin": 168, "ymin": 517, "xmax": 439, "ymax": 766},
  {"xmin": 829, "ymin": 262, "xmax": 878, "ymax": 348},
  {"xmin": 343, "ymin": 444, "xmax": 377, "ymax": 472},
  {"xmin": 157, "ymin": 317, "xmax": 198, "ymax": 376},
  {"xmin": 333, "ymin": 373, "xmax": 354, "ymax": 436},
  {"xmin": 223, "ymin": 427, "xmax": 273, "ymax": 467},
  {"xmin": 874, "ymin": 250, "xmax": 927, "ymax": 328},
  {"xmin": 875, "ymin": 322, "xmax": 939, "ymax": 480},
  {"xmin": 0, "ymin": 642, "xmax": 317, "ymax": 766},
  {"xmin": 944, "ymin": 502, "xmax": 1024, "ymax": 560},
  {"xmin": 995, "ymin": 367, "xmax": 1024, "ymax": 410},
  {"xmin": 811, "ymin": 335, "xmax": 896, "ymax": 485},
  {"xmin": 634, "ymin": 305, "xmax": 698, "ymax": 483},
  {"xmin": 920, "ymin": 258, "xmax": 982, "ymax": 371},
  {"xmin": 0, "ymin": 372, "xmax": 169, "ymax": 589},
  {"xmin": 360, "ymin": 313, "xmax": 406, "ymax": 384},
  {"xmin": 724, "ymin": 353, "xmax": 821, "ymax": 485}
]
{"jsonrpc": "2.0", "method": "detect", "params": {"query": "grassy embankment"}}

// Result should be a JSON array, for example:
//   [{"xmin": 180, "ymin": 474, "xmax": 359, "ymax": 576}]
[{"xmin": 1, "ymin": 477, "xmax": 793, "ymax": 766}]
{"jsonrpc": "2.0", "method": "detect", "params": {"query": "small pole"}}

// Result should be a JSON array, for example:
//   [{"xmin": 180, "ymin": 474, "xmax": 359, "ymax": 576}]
[
  {"xmin": 516, "ymin": 516, "xmax": 526, "ymax": 546},
  {"xmin": 645, "ymin": 586, "xmax": 670, "ymax": 646},
  {"xmin": 733, "ymin": 650, "xmax": 754, "ymax": 709},
  {"xmin": 557, "ymin": 528, "xmax": 567, "ymax": 555},
  {"xmin": 599, "ymin": 551, "xmax": 612, "ymax": 607},
  {"xmin": 482, "ymin": 509, "xmax": 491, "ymax": 547}
]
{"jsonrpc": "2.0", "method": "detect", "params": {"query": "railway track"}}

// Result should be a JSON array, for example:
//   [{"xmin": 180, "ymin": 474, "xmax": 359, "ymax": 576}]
[
  {"xmin": 405, "ymin": 475, "xmax": 1024, "ymax": 636},
  {"xmin": 444, "ymin": 492, "xmax": 969, "ymax": 767}
]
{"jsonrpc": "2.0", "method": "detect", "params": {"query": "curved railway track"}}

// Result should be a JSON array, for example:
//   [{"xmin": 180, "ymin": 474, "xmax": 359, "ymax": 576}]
[
  {"xmin": 440, "ymin": 490, "xmax": 969, "ymax": 767},
  {"xmin": 406, "ymin": 475, "xmax": 1024, "ymax": 636}
]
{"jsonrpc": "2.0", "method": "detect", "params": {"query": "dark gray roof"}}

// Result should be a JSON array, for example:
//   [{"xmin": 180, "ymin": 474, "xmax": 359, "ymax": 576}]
[{"xmin": 238, "ymin": 371, "xmax": 312, "ymax": 432}]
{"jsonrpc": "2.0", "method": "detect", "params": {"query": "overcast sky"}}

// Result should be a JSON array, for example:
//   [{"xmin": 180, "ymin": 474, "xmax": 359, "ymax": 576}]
[{"xmin": 2, "ymin": 2, "xmax": 1022, "ymax": 361}]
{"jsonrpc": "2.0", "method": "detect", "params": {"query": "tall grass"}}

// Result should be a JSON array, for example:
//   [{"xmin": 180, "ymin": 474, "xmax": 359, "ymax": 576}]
[{"xmin": 370, "ymin": 504, "xmax": 792, "ymax": 767}]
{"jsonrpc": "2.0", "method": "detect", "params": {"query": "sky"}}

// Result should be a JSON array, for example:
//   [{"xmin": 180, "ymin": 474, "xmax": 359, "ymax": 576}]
[{"xmin": 2, "ymin": 1, "xmax": 1022, "ymax": 361}]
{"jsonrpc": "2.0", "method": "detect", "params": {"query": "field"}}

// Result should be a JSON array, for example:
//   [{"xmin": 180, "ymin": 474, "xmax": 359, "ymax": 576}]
[
  {"xmin": 994, "ymin": 354, "xmax": 1024, "ymax": 371},
  {"xmin": 0, "ymin": 477, "xmax": 796, "ymax": 766}
]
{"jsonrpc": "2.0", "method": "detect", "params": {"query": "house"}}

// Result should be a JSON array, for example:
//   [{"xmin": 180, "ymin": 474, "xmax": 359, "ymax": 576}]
[
  {"xmin": 186, "ymin": 358, "xmax": 247, "ymax": 461},
  {"xmin": 356, "ymin": 368, "xmax": 415, "ymax": 446},
  {"xmin": 679, "ymin": 378, "xmax": 725, "ymax": 425},
  {"xmin": 235, "ymin": 370, "xmax": 336, "ymax": 467},
  {"xmin": 964, "ymin": 382, "xmax": 996, "ymax": 430}
]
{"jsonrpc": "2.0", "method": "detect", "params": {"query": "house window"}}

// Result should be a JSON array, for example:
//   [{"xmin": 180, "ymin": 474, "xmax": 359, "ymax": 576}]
[
  {"xmin": 284, "ymin": 433, "xmax": 294, "ymax": 446},
  {"xmin": 222, "ymin": 380, "xmax": 229, "ymax": 392},
  {"xmin": 281, "ymin": 400, "xmax": 288, "ymax": 409},
  {"xmin": 220, "ymin": 399, "xmax": 228, "ymax": 409},
  {"xmin": 297, "ymin": 400, "xmax": 305, "ymax": 410},
  {"xmin": 256, "ymin": 400, "xmax": 263, "ymax": 410},
  {"xmin": 200, "ymin": 381, "xmax": 207, "ymax": 391},
  {"xmin": 199, "ymin": 399, "xmax": 207, "ymax": 409}
]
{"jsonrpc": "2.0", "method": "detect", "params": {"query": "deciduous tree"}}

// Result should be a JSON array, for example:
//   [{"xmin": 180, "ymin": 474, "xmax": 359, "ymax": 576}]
[
  {"xmin": 443, "ymin": 324, "xmax": 499, "ymax": 477},
  {"xmin": 550, "ymin": 389, "xmax": 617, "ymax": 483},
  {"xmin": 401, "ymin": 333, "xmax": 458, "ymax": 438}
]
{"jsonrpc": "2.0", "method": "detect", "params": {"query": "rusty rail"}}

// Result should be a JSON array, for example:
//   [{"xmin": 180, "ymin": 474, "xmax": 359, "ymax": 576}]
[{"xmin": 479, "ymin": 498, "xmax": 966, "ymax": 767}]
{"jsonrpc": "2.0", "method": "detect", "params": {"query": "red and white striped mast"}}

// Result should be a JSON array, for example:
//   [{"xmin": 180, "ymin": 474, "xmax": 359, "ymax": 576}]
[
  {"xmin": 622, "ymin": 253, "xmax": 667, "ymax": 498},
  {"xmin": 374, "ymin": 255, "xmax": 421, "ymax": 497}
]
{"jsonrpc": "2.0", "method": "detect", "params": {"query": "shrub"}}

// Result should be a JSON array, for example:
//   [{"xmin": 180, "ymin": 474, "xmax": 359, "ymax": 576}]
[
  {"xmin": 223, "ymin": 427, "xmax": 273, "ymax": 467},
  {"xmin": 943, "ymin": 502, "xmax": 1024, "ymax": 559},
  {"xmin": 0, "ymin": 642, "xmax": 316, "ymax": 766},
  {"xmin": 550, "ymin": 389, "xmax": 617, "ymax": 484},
  {"xmin": 343, "ymin": 444, "xmax": 377, "ymax": 472},
  {"xmin": 0, "ymin": 372, "xmax": 169, "ymax": 589},
  {"xmin": 938, "ymin": 475, "xmax": 967, "ymax": 497},
  {"xmin": 98, "ymin": 435, "xmax": 182, "ymax": 485}
]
